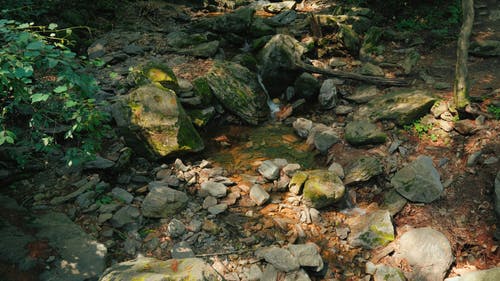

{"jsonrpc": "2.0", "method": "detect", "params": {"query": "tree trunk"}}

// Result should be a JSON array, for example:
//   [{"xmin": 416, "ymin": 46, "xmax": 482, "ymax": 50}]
[{"xmin": 454, "ymin": 0, "xmax": 474, "ymax": 111}]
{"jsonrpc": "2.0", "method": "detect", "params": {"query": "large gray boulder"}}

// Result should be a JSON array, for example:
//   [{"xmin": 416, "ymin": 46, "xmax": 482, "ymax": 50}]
[
  {"xmin": 255, "ymin": 246, "xmax": 300, "ymax": 272},
  {"xmin": 111, "ymin": 84, "xmax": 204, "ymax": 158},
  {"xmin": 392, "ymin": 155, "xmax": 443, "ymax": 203},
  {"xmin": 33, "ymin": 212, "xmax": 107, "ymax": 281},
  {"xmin": 302, "ymin": 170, "xmax": 345, "ymax": 209},
  {"xmin": 258, "ymin": 34, "xmax": 306, "ymax": 96},
  {"xmin": 397, "ymin": 227, "xmax": 452, "ymax": 281},
  {"xmin": 142, "ymin": 183, "xmax": 189, "ymax": 218},
  {"xmin": 354, "ymin": 89, "xmax": 436, "ymax": 125},
  {"xmin": 99, "ymin": 257, "xmax": 222, "ymax": 281},
  {"xmin": 205, "ymin": 60, "xmax": 269, "ymax": 125}
]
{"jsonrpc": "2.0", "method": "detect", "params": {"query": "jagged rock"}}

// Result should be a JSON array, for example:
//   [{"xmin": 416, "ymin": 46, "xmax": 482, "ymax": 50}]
[
  {"xmin": 258, "ymin": 34, "xmax": 306, "ymax": 96},
  {"xmin": 255, "ymin": 246, "xmax": 300, "ymax": 272},
  {"xmin": 141, "ymin": 184, "xmax": 189, "ymax": 218},
  {"xmin": 200, "ymin": 181, "xmax": 227, "ymax": 198},
  {"xmin": 396, "ymin": 227, "xmax": 452, "ymax": 281},
  {"xmin": 302, "ymin": 170, "xmax": 345, "ymax": 209},
  {"xmin": 392, "ymin": 155, "xmax": 443, "ymax": 203},
  {"xmin": 293, "ymin": 118, "xmax": 313, "ymax": 138},
  {"xmin": 33, "ymin": 212, "xmax": 107, "ymax": 281},
  {"xmin": 110, "ymin": 206, "xmax": 140, "ymax": 228},
  {"xmin": 250, "ymin": 184, "xmax": 270, "ymax": 206},
  {"xmin": 346, "ymin": 85, "xmax": 381, "ymax": 104},
  {"xmin": 168, "ymin": 219, "xmax": 186, "ymax": 238},
  {"xmin": 208, "ymin": 203, "xmax": 228, "ymax": 215},
  {"xmin": 345, "ymin": 120, "xmax": 387, "ymax": 146},
  {"xmin": 288, "ymin": 243, "xmax": 323, "ymax": 271},
  {"xmin": 318, "ymin": 79, "xmax": 338, "ymax": 109},
  {"xmin": 445, "ymin": 267, "xmax": 500, "ymax": 281},
  {"xmin": 110, "ymin": 84, "xmax": 204, "ymax": 158},
  {"xmin": 373, "ymin": 265, "xmax": 406, "ymax": 281},
  {"xmin": 344, "ymin": 156, "xmax": 383, "ymax": 185},
  {"xmin": 111, "ymin": 187, "xmax": 134, "ymax": 204},
  {"xmin": 339, "ymin": 23, "xmax": 360, "ymax": 55},
  {"xmin": 312, "ymin": 127, "xmax": 340, "ymax": 154},
  {"xmin": 348, "ymin": 210, "xmax": 394, "ymax": 249},
  {"xmin": 294, "ymin": 73, "xmax": 320, "ymax": 100},
  {"xmin": 99, "ymin": 257, "xmax": 222, "ymax": 281},
  {"xmin": 354, "ymin": 89, "xmax": 436, "ymax": 125},
  {"xmin": 258, "ymin": 160, "xmax": 281, "ymax": 180},
  {"xmin": 205, "ymin": 60, "xmax": 269, "ymax": 125}
]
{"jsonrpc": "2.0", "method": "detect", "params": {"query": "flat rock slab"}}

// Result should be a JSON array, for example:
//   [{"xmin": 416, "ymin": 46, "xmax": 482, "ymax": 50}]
[
  {"xmin": 33, "ymin": 212, "xmax": 107, "ymax": 281},
  {"xmin": 397, "ymin": 227, "xmax": 452, "ymax": 281},
  {"xmin": 354, "ymin": 88, "xmax": 436, "ymax": 125},
  {"xmin": 392, "ymin": 155, "xmax": 443, "ymax": 203},
  {"xmin": 99, "ymin": 257, "xmax": 222, "ymax": 281},
  {"xmin": 344, "ymin": 156, "xmax": 383, "ymax": 185},
  {"xmin": 255, "ymin": 246, "xmax": 300, "ymax": 272},
  {"xmin": 345, "ymin": 120, "xmax": 387, "ymax": 146}
]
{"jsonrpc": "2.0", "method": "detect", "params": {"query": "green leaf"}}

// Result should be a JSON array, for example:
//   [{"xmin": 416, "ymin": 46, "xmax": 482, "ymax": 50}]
[
  {"xmin": 48, "ymin": 23, "xmax": 58, "ymax": 30},
  {"xmin": 48, "ymin": 58, "xmax": 59, "ymax": 68},
  {"xmin": 53, "ymin": 85, "xmax": 68, "ymax": 93},
  {"xmin": 65, "ymin": 100, "xmax": 78, "ymax": 108},
  {"xmin": 26, "ymin": 41, "xmax": 44, "ymax": 50},
  {"xmin": 31, "ymin": 93, "xmax": 50, "ymax": 103}
]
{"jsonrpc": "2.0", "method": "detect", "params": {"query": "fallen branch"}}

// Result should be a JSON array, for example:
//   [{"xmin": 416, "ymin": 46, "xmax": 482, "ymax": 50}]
[{"xmin": 297, "ymin": 62, "xmax": 410, "ymax": 87}]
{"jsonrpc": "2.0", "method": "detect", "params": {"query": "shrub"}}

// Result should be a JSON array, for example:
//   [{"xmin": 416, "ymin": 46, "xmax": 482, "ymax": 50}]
[{"xmin": 0, "ymin": 19, "xmax": 110, "ymax": 166}]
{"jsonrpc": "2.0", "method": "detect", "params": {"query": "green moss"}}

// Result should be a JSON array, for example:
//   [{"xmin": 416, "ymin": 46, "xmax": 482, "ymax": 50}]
[{"xmin": 192, "ymin": 77, "xmax": 214, "ymax": 105}]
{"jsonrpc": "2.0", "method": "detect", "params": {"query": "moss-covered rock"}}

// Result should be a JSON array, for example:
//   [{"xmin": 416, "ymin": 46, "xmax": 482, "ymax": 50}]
[
  {"xmin": 129, "ymin": 62, "xmax": 178, "ymax": 91},
  {"xmin": 345, "ymin": 120, "xmax": 387, "ymax": 146},
  {"xmin": 192, "ymin": 76, "xmax": 214, "ymax": 106},
  {"xmin": 348, "ymin": 210, "xmax": 394, "ymax": 249},
  {"xmin": 302, "ymin": 170, "xmax": 345, "ymax": 209},
  {"xmin": 354, "ymin": 89, "xmax": 437, "ymax": 125},
  {"xmin": 289, "ymin": 171, "xmax": 309, "ymax": 195},
  {"xmin": 99, "ymin": 256, "xmax": 222, "ymax": 281},
  {"xmin": 205, "ymin": 60, "xmax": 269, "ymax": 125},
  {"xmin": 344, "ymin": 156, "xmax": 383, "ymax": 185},
  {"xmin": 110, "ymin": 84, "xmax": 204, "ymax": 159}
]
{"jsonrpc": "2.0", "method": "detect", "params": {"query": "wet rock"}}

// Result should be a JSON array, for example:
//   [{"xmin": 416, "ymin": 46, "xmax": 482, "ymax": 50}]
[
  {"xmin": 258, "ymin": 160, "xmax": 281, "ymax": 180},
  {"xmin": 302, "ymin": 170, "xmax": 345, "ymax": 209},
  {"xmin": 33, "ymin": 212, "xmax": 107, "ymax": 281},
  {"xmin": 345, "ymin": 120, "xmax": 387, "ymax": 146},
  {"xmin": 396, "ymin": 227, "xmax": 452, "ymax": 281},
  {"xmin": 255, "ymin": 246, "xmax": 300, "ymax": 272},
  {"xmin": 294, "ymin": 73, "xmax": 320, "ymax": 100},
  {"xmin": 171, "ymin": 242, "xmax": 195, "ymax": 259},
  {"xmin": 445, "ymin": 267, "xmax": 500, "ymax": 281},
  {"xmin": 250, "ymin": 184, "xmax": 270, "ymax": 206},
  {"xmin": 141, "ymin": 185, "xmax": 189, "ymax": 218},
  {"xmin": 110, "ymin": 84, "xmax": 204, "ymax": 158},
  {"xmin": 293, "ymin": 118, "xmax": 313, "ymax": 138},
  {"xmin": 348, "ymin": 210, "xmax": 394, "ymax": 249},
  {"xmin": 258, "ymin": 34, "xmax": 306, "ymax": 96},
  {"xmin": 288, "ymin": 243, "xmax": 323, "ymax": 271},
  {"xmin": 318, "ymin": 79, "xmax": 338, "ymax": 110},
  {"xmin": 392, "ymin": 155, "xmax": 443, "ymax": 203},
  {"xmin": 111, "ymin": 187, "xmax": 134, "ymax": 204},
  {"xmin": 168, "ymin": 219, "xmax": 186, "ymax": 238},
  {"xmin": 354, "ymin": 89, "xmax": 436, "ymax": 125},
  {"xmin": 110, "ymin": 206, "xmax": 140, "ymax": 228},
  {"xmin": 346, "ymin": 85, "xmax": 381, "ymax": 104},
  {"xmin": 344, "ymin": 156, "xmax": 383, "ymax": 185},
  {"xmin": 205, "ymin": 60, "xmax": 269, "ymax": 125},
  {"xmin": 99, "ymin": 257, "xmax": 222, "ymax": 281},
  {"xmin": 200, "ymin": 180, "xmax": 227, "ymax": 198},
  {"xmin": 289, "ymin": 171, "xmax": 308, "ymax": 195},
  {"xmin": 373, "ymin": 264, "xmax": 406, "ymax": 281}
]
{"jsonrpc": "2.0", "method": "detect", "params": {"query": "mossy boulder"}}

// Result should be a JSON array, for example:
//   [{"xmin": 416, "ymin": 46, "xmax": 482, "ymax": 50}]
[
  {"xmin": 258, "ymin": 34, "xmax": 306, "ymax": 97},
  {"xmin": 345, "ymin": 120, "xmax": 387, "ymax": 146},
  {"xmin": 111, "ymin": 84, "xmax": 204, "ymax": 159},
  {"xmin": 289, "ymin": 171, "xmax": 309, "ymax": 195},
  {"xmin": 205, "ymin": 60, "xmax": 269, "ymax": 125},
  {"xmin": 99, "ymin": 257, "xmax": 222, "ymax": 281},
  {"xmin": 192, "ymin": 76, "xmax": 214, "ymax": 106},
  {"xmin": 302, "ymin": 170, "xmax": 345, "ymax": 209},
  {"xmin": 344, "ymin": 156, "xmax": 383, "ymax": 185},
  {"xmin": 348, "ymin": 210, "xmax": 394, "ymax": 249},
  {"xmin": 129, "ymin": 62, "xmax": 178, "ymax": 91},
  {"xmin": 354, "ymin": 89, "xmax": 437, "ymax": 125}
]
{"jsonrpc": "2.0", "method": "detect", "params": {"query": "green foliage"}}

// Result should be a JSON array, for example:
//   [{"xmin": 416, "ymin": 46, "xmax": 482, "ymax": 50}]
[
  {"xmin": 0, "ymin": 19, "xmax": 110, "ymax": 166},
  {"xmin": 404, "ymin": 118, "xmax": 434, "ymax": 139},
  {"xmin": 488, "ymin": 105, "xmax": 500, "ymax": 120}
]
